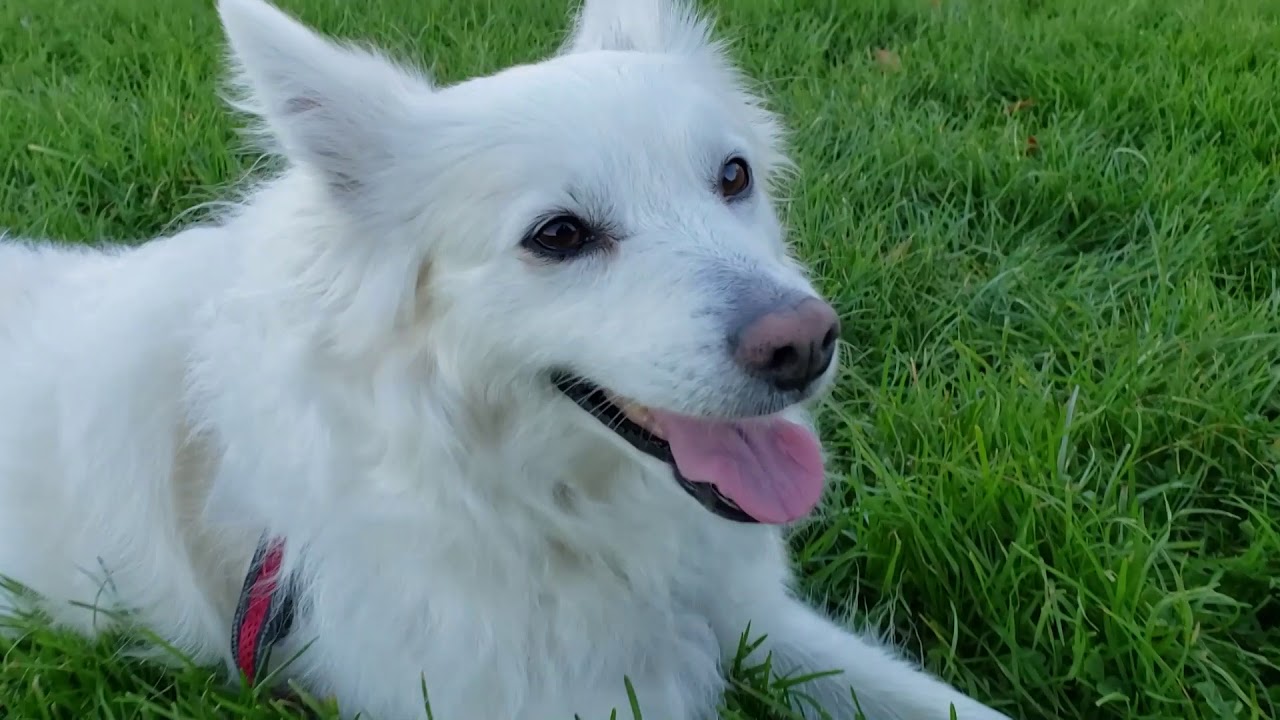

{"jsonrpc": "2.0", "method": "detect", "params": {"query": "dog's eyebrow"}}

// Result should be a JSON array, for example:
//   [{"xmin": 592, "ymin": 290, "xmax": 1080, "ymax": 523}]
[
  {"xmin": 562, "ymin": 187, "xmax": 625, "ymax": 239},
  {"xmin": 283, "ymin": 96, "xmax": 321, "ymax": 114}
]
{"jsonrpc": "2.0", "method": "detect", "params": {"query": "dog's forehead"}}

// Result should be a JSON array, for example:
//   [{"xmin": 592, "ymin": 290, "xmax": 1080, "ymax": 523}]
[
  {"xmin": 438, "ymin": 52, "xmax": 754, "ymax": 159},
  {"xmin": 415, "ymin": 50, "xmax": 781, "ymax": 251}
]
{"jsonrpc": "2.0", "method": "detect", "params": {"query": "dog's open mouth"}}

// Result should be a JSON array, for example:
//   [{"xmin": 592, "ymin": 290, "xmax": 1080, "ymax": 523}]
[{"xmin": 553, "ymin": 374, "xmax": 825, "ymax": 524}]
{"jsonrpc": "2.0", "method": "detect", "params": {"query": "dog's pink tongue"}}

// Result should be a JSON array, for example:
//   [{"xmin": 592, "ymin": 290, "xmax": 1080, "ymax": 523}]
[{"xmin": 649, "ymin": 410, "xmax": 825, "ymax": 524}]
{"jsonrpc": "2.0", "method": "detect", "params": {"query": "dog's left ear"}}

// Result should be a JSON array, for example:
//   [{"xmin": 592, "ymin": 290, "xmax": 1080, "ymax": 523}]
[
  {"xmin": 561, "ymin": 0, "xmax": 721, "ymax": 58},
  {"xmin": 217, "ymin": 0, "xmax": 432, "ymax": 200}
]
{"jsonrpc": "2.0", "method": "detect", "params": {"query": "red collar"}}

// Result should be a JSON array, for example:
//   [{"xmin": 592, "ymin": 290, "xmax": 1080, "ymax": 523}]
[{"xmin": 230, "ymin": 534, "xmax": 296, "ymax": 685}]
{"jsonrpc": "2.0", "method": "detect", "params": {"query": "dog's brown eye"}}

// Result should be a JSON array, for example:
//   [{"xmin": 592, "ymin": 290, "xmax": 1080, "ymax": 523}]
[
  {"xmin": 719, "ymin": 157, "xmax": 751, "ymax": 199},
  {"xmin": 526, "ymin": 215, "xmax": 592, "ymax": 258}
]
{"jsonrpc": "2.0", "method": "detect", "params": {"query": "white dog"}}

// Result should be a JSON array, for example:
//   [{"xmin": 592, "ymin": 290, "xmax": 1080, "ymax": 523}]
[{"xmin": 0, "ymin": 1, "xmax": 1012, "ymax": 718}]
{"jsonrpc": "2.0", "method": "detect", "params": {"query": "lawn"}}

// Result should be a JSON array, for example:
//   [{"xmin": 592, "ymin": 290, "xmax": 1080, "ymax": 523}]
[{"xmin": 1, "ymin": 0, "xmax": 1278, "ymax": 718}]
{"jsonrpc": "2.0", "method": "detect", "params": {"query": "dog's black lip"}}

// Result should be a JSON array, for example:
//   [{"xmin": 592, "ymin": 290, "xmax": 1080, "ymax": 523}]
[{"xmin": 551, "ymin": 372, "xmax": 759, "ymax": 524}]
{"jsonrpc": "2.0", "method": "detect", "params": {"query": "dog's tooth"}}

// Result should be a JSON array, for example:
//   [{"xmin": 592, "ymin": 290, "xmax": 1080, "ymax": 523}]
[
  {"xmin": 635, "ymin": 408, "xmax": 657, "ymax": 433},
  {"xmin": 620, "ymin": 401, "xmax": 656, "ymax": 431}
]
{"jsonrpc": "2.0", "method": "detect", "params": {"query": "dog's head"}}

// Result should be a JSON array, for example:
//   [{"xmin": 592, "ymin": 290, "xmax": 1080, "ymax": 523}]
[{"xmin": 217, "ymin": 0, "xmax": 840, "ymax": 524}]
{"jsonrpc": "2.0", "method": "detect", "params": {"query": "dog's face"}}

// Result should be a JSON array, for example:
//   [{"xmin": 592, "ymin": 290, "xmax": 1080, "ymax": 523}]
[{"xmin": 218, "ymin": 0, "xmax": 839, "ymax": 524}]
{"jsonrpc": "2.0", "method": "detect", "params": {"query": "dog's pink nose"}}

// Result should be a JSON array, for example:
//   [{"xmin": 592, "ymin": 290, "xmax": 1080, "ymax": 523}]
[{"xmin": 733, "ymin": 297, "xmax": 839, "ymax": 392}]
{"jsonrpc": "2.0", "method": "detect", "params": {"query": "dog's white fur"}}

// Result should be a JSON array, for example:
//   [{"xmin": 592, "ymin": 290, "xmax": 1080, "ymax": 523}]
[{"xmin": 0, "ymin": 1, "xmax": 1011, "ymax": 718}]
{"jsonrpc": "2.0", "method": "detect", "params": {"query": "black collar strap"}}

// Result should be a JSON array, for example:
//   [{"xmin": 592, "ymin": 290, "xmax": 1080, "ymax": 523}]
[{"xmin": 231, "ymin": 533, "xmax": 296, "ymax": 685}]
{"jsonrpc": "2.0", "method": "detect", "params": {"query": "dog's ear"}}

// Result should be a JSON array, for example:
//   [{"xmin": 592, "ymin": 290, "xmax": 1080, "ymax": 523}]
[
  {"xmin": 561, "ymin": 0, "xmax": 721, "ymax": 57},
  {"xmin": 216, "ymin": 0, "xmax": 431, "ymax": 198}
]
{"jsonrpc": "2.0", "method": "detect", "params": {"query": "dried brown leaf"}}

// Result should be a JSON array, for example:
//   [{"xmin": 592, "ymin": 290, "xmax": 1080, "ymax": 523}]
[
  {"xmin": 1005, "ymin": 98, "xmax": 1035, "ymax": 115},
  {"xmin": 873, "ymin": 48, "xmax": 901, "ymax": 72}
]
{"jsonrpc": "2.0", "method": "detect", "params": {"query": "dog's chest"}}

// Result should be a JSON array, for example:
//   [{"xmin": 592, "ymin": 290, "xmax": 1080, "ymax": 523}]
[{"xmin": 286, "ymin": 481, "xmax": 729, "ymax": 718}]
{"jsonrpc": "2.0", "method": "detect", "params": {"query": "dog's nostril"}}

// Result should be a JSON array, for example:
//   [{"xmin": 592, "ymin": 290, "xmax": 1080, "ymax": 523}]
[
  {"xmin": 766, "ymin": 345, "xmax": 800, "ymax": 373},
  {"xmin": 820, "ymin": 325, "xmax": 838, "ymax": 352}
]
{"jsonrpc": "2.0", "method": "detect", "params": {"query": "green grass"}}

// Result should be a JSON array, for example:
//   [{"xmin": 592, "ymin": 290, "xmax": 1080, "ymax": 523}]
[{"xmin": 2, "ymin": 0, "xmax": 1278, "ymax": 718}]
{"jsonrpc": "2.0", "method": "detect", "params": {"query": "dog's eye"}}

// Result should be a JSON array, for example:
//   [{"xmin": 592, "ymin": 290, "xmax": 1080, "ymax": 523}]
[
  {"xmin": 526, "ymin": 215, "xmax": 592, "ymax": 258},
  {"xmin": 719, "ymin": 157, "xmax": 751, "ymax": 199}
]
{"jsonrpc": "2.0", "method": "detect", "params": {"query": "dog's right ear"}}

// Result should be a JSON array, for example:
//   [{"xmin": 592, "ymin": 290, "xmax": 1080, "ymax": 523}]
[
  {"xmin": 561, "ymin": 0, "xmax": 721, "ymax": 59},
  {"xmin": 216, "ymin": 0, "xmax": 432, "ymax": 200}
]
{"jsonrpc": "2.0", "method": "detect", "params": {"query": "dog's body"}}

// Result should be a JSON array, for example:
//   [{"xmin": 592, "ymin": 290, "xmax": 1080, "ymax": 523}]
[{"xmin": 0, "ymin": 2, "xmax": 1010, "ymax": 718}]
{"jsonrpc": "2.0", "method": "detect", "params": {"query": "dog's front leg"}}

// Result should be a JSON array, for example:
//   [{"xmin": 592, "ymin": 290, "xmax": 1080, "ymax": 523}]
[{"xmin": 713, "ymin": 589, "xmax": 1010, "ymax": 720}]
